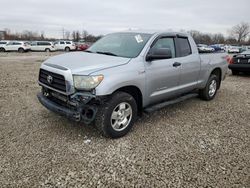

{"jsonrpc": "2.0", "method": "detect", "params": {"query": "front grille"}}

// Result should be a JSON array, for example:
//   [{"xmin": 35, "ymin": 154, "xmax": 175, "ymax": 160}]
[{"xmin": 39, "ymin": 69, "xmax": 66, "ymax": 92}]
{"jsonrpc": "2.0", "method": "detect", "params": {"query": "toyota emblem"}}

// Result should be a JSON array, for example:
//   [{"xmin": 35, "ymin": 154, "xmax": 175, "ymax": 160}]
[{"xmin": 47, "ymin": 75, "xmax": 53, "ymax": 84}]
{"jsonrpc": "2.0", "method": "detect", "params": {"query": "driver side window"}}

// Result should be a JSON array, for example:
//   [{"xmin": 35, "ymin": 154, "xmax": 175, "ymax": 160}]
[{"xmin": 151, "ymin": 37, "xmax": 176, "ymax": 58}]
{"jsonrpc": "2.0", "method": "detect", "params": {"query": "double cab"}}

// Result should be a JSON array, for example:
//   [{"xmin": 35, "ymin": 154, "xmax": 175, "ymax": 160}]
[{"xmin": 37, "ymin": 31, "xmax": 228, "ymax": 138}]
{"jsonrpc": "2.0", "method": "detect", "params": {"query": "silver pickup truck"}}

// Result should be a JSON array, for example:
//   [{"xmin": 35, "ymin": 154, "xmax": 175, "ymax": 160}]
[{"xmin": 37, "ymin": 31, "xmax": 228, "ymax": 138}]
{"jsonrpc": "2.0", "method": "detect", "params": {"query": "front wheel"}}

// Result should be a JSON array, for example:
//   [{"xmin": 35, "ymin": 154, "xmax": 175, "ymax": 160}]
[
  {"xmin": 65, "ymin": 47, "xmax": 70, "ymax": 52},
  {"xmin": 0, "ymin": 48, "xmax": 5, "ymax": 52},
  {"xmin": 95, "ymin": 92, "xmax": 137, "ymax": 138},
  {"xmin": 199, "ymin": 75, "xmax": 219, "ymax": 101}
]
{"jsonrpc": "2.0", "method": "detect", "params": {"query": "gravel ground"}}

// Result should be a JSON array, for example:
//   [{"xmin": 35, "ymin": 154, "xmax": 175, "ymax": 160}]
[{"xmin": 0, "ymin": 52, "xmax": 249, "ymax": 187}]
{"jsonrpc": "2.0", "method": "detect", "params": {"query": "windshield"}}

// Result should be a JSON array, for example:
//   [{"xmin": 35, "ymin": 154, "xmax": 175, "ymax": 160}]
[{"xmin": 87, "ymin": 33, "xmax": 152, "ymax": 58}]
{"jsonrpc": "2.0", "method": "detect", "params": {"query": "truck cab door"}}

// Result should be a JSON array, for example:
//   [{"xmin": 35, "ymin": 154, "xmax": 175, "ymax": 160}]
[
  {"xmin": 145, "ymin": 36, "xmax": 181, "ymax": 105},
  {"xmin": 175, "ymin": 36, "xmax": 200, "ymax": 93}
]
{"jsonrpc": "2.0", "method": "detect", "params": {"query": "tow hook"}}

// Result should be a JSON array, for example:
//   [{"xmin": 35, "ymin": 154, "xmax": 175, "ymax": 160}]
[{"xmin": 73, "ymin": 113, "xmax": 81, "ymax": 122}]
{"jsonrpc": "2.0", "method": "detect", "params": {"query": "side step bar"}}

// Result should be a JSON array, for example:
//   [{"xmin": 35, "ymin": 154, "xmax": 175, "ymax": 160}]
[{"xmin": 144, "ymin": 93, "xmax": 198, "ymax": 113}]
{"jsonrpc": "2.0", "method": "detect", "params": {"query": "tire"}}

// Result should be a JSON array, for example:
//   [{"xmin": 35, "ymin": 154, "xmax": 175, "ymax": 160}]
[
  {"xmin": 95, "ymin": 92, "xmax": 137, "ymax": 138},
  {"xmin": 232, "ymin": 70, "xmax": 239, "ymax": 75},
  {"xmin": 18, "ymin": 48, "xmax": 25, "ymax": 53},
  {"xmin": 65, "ymin": 47, "xmax": 70, "ymax": 52},
  {"xmin": 0, "ymin": 48, "xmax": 5, "ymax": 52},
  {"xmin": 45, "ymin": 48, "xmax": 50, "ymax": 52},
  {"xmin": 199, "ymin": 74, "xmax": 219, "ymax": 101}
]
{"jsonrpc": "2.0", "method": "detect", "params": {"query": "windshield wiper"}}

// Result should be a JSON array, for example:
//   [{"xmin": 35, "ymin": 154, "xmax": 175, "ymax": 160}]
[{"xmin": 96, "ymin": 51, "xmax": 117, "ymax": 56}]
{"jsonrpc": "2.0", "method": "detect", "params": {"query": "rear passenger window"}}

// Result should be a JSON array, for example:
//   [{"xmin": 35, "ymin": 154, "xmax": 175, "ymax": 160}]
[
  {"xmin": 151, "ymin": 37, "xmax": 176, "ymax": 58},
  {"xmin": 66, "ymin": 42, "xmax": 71, "ymax": 44},
  {"xmin": 60, "ymin": 42, "xmax": 65, "ymax": 44},
  {"xmin": 177, "ymin": 37, "xmax": 192, "ymax": 57}
]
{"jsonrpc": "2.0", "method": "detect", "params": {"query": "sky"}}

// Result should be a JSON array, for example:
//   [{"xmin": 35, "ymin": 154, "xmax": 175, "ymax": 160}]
[{"xmin": 0, "ymin": 0, "xmax": 249, "ymax": 38}]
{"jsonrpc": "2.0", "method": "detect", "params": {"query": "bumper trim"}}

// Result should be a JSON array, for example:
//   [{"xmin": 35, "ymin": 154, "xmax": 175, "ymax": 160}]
[
  {"xmin": 37, "ymin": 92, "xmax": 81, "ymax": 122},
  {"xmin": 228, "ymin": 64, "xmax": 250, "ymax": 72}
]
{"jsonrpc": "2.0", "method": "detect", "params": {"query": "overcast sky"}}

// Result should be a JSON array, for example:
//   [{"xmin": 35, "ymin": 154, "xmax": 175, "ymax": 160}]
[{"xmin": 0, "ymin": 0, "xmax": 249, "ymax": 38}]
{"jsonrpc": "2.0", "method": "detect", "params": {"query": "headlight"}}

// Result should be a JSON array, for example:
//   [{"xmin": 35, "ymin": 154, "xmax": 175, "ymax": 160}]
[{"xmin": 73, "ymin": 75, "xmax": 104, "ymax": 90}]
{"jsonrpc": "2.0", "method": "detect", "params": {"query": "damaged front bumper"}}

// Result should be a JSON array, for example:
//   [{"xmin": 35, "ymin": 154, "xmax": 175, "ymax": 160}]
[{"xmin": 37, "ymin": 88, "xmax": 106, "ymax": 124}]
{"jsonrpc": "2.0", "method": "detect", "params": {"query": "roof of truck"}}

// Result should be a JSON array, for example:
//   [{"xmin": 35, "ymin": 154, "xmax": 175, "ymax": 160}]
[{"xmin": 116, "ymin": 30, "xmax": 190, "ymax": 37}]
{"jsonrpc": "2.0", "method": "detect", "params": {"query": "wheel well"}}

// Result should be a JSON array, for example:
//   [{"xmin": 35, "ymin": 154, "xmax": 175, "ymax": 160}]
[
  {"xmin": 115, "ymin": 86, "xmax": 143, "ymax": 116},
  {"xmin": 211, "ymin": 68, "xmax": 222, "ymax": 88}
]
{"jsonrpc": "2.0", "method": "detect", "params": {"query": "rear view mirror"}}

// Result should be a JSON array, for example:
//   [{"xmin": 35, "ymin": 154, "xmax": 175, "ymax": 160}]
[{"xmin": 146, "ymin": 48, "xmax": 172, "ymax": 61}]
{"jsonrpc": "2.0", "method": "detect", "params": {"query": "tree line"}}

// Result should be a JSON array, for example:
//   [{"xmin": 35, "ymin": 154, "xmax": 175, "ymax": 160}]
[
  {"xmin": 2, "ymin": 29, "xmax": 103, "ymax": 43},
  {"xmin": 189, "ymin": 22, "xmax": 250, "ymax": 45},
  {"xmin": 1, "ymin": 22, "xmax": 250, "ymax": 45}
]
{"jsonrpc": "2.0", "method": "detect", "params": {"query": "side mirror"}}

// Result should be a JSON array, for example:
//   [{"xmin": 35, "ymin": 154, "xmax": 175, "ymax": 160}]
[{"xmin": 146, "ymin": 48, "xmax": 172, "ymax": 61}]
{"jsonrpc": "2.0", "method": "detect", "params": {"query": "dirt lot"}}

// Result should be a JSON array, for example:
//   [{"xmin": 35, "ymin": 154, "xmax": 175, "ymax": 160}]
[{"xmin": 0, "ymin": 52, "xmax": 249, "ymax": 187}]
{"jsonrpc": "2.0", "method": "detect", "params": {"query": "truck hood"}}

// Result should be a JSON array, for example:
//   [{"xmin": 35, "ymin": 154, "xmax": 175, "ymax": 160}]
[{"xmin": 43, "ymin": 52, "xmax": 131, "ymax": 75}]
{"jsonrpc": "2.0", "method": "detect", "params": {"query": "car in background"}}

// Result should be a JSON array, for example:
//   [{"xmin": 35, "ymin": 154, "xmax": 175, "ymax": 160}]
[
  {"xmin": 54, "ymin": 41, "xmax": 76, "ymax": 51},
  {"xmin": 227, "ymin": 46, "xmax": 240, "ymax": 53},
  {"xmin": 240, "ymin": 46, "xmax": 250, "ymax": 53},
  {"xmin": 31, "ymin": 41, "xmax": 56, "ymax": 52},
  {"xmin": 0, "ymin": 41, "xmax": 9, "ymax": 52},
  {"xmin": 228, "ymin": 50, "xmax": 250, "ymax": 75},
  {"xmin": 76, "ymin": 41, "xmax": 89, "ymax": 51},
  {"xmin": 0, "ymin": 41, "xmax": 31, "ymax": 53},
  {"xmin": 210, "ymin": 44, "xmax": 225, "ymax": 52},
  {"xmin": 197, "ymin": 44, "xmax": 214, "ymax": 53},
  {"xmin": 0, "ymin": 40, "xmax": 9, "ymax": 46}
]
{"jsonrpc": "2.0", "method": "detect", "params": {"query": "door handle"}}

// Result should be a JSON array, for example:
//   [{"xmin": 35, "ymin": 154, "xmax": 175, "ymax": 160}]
[{"xmin": 173, "ymin": 62, "xmax": 181, "ymax": 67}]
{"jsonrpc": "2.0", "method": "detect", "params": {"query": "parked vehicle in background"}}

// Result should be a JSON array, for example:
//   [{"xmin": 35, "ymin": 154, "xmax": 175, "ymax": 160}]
[
  {"xmin": 240, "ymin": 46, "xmax": 250, "ymax": 53},
  {"xmin": 76, "ymin": 41, "xmax": 89, "ymax": 51},
  {"xmin": 54, "ymin": 41, "xmax": 76, "ymax": 51},
  {"xmin": 0, "ymin": 40, "xmax": 9, "ymax": 46},
  {"xmin": 228, "ymin": 46, "xmax": 240, "ymax": 53},
  {"xmin": 197, "ymin": 44, "xmax": 214, "ymax": 53},
  {"xmin": 0, "ymin": 41, "xmax": 31, "ymax": 53},
  {"xmin": 210, "ymin": 44, "xmax": 225, "ymax": 52},
  {"xmin": 37, "ymin": 31, "xmax": 228, "ymax": 138},
  {"xmin": 0, "ymin": 41, "xmax": 9, "ymax": 52},
  {"xmin": 228, "ymin": 50, "xmax": 250, "ymax": 75},
  {"xmin": 31, "ymin": 41, "xmax": 56, "ymax": 52}
]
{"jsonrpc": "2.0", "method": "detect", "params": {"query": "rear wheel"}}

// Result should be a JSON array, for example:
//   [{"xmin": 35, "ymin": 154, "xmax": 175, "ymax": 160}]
[
  {"xmin": 18, "ymin": 48, "xmax": 25, "ymax": 53},
  {"xmin": 232, "ymin": 70, "xmax": 239, "ymax": 75},
  {"xmin": 95, "ymin": 92, "xmax": 137, "ymax": 138},
  {"xmin": 199, "ymin": 74, "xmax": 219, "ymax": 101},
  {"xmin": 65, "ymin": 47, "xmax": 70, "ymax": 52}
]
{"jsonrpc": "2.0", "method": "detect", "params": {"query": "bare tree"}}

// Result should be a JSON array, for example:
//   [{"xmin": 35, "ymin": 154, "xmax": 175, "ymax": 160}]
[
  {"xmin": 230, "ymin": 22, "xmax": 250, "ymax": 43},
  {"xmin": 75, "ymin": 31, "xmax": 80, "ymax": 41},
  {"xmin": 212, "ymin": 33, "xmax": 225, "ymax": 44},
  {"xmin": 65, "ymin": 31, "xmax": 70, "ymax": 40},
  {"xmin": 82, "ymin": 30, "xmax": 88, "ymax": 40}
]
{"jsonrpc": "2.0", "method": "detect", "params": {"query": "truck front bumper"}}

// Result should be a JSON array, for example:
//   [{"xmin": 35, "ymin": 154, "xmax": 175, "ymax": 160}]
[{"xmin": 37, "ymin": 91, "xmax": 102, "ymax": 124}]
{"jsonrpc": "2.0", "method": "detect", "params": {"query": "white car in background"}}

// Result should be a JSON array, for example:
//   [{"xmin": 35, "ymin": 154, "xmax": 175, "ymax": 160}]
[
  {"xmin": 0, "ymin": 41, "xmax": 10, "ymax": 52},
  {"xmin": 228, "ymin": 46, "xmax": 240, "ymax": 53},
  {"xmin": 0, "ymin": 41, "xmax": 31, "ymax": 53},
  {"xmin": 31, "ymin": 41, "xmax": 56, "ymax": 52},
  {"xmin": 54, "ymin": 41, "xmax": 76, "ymax": 51},
  {"xmin": 197, "ymin": 44, "xmax": 214, "ymax": 53}
]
